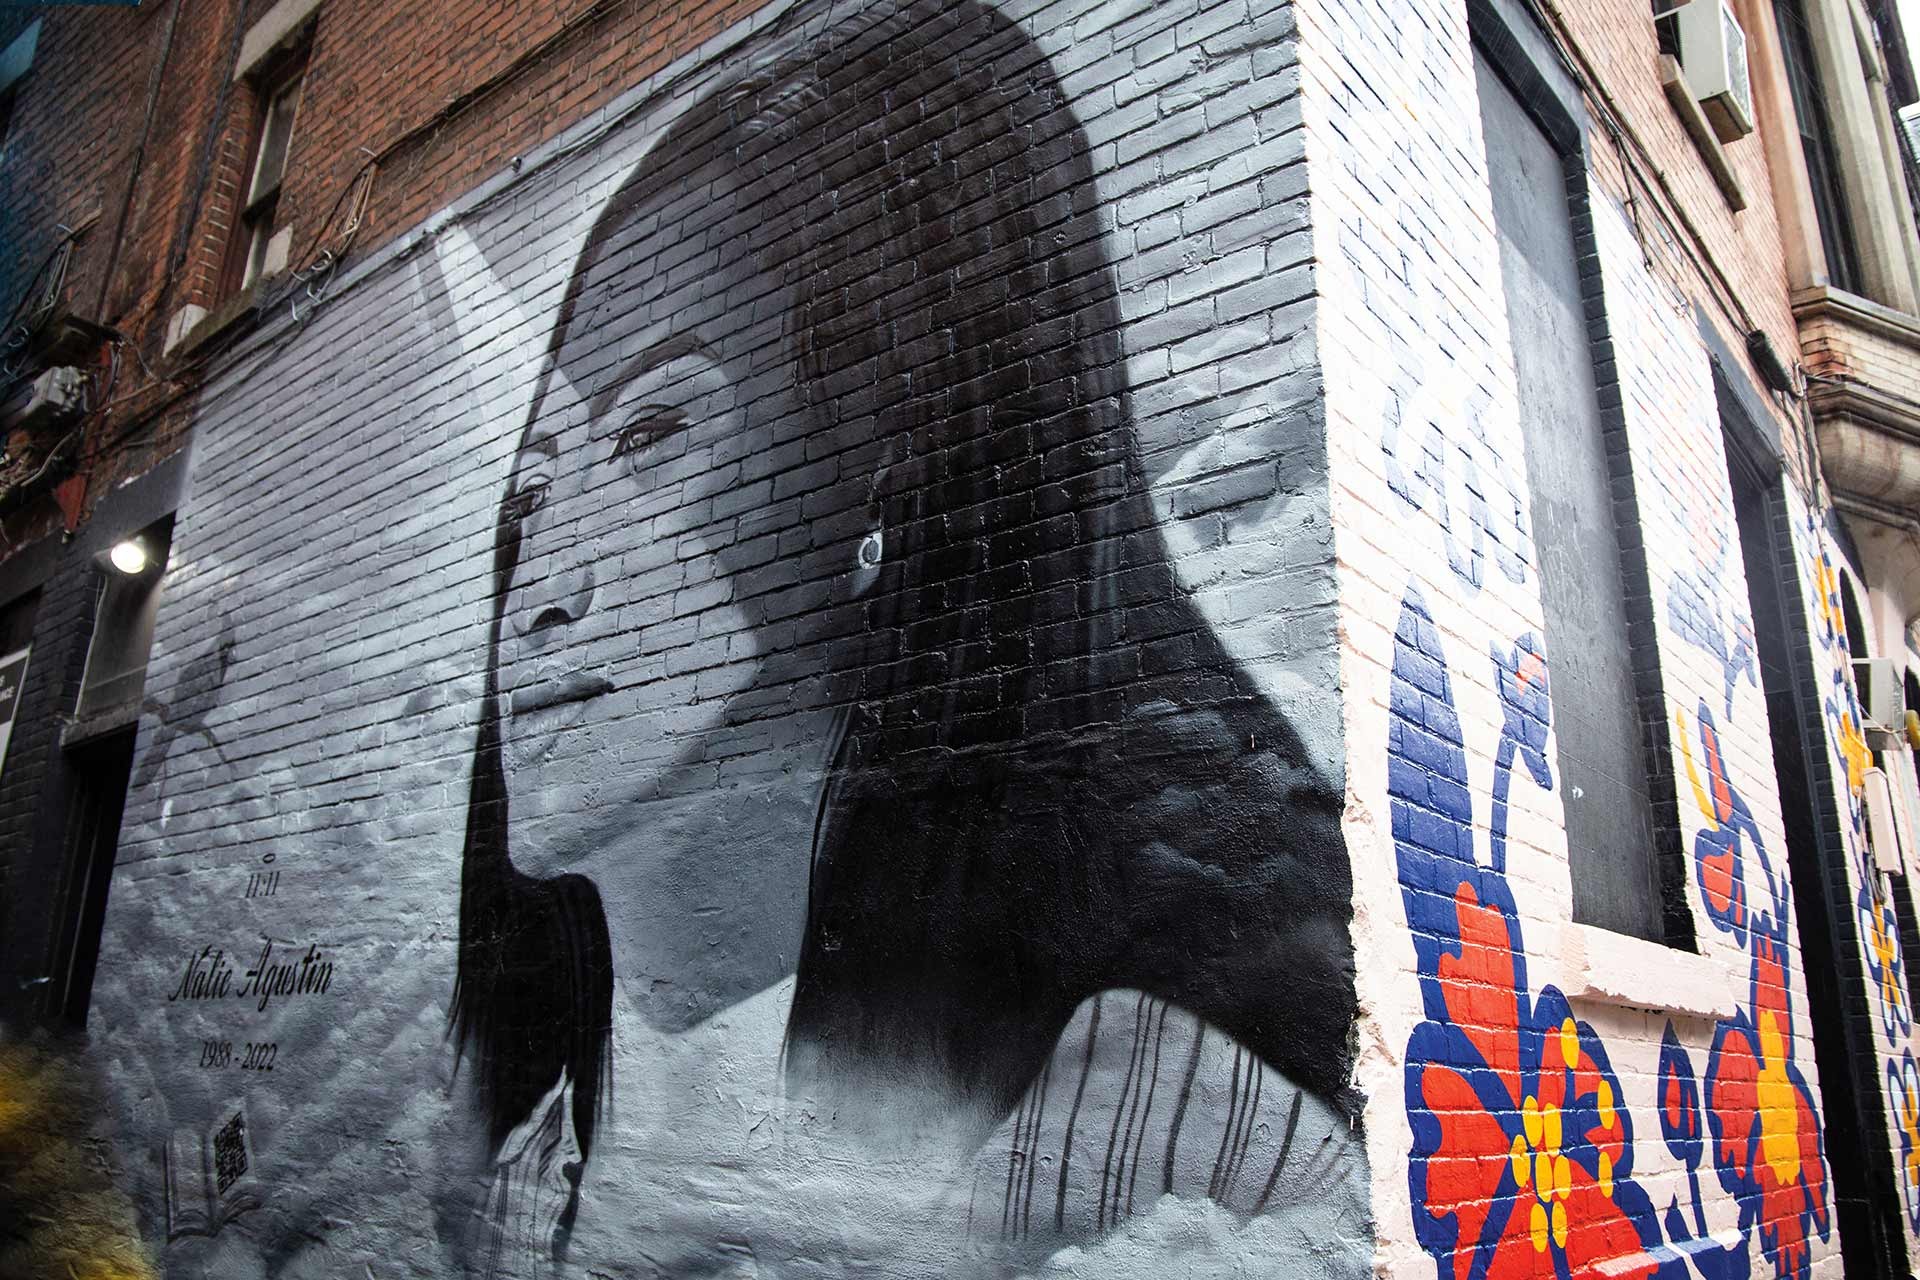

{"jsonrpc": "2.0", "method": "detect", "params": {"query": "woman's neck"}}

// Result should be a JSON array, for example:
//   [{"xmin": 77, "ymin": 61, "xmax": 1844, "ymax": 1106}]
[{"xmin": 595, "ymin": 721, "xmax": 834, "ymax": 1036}]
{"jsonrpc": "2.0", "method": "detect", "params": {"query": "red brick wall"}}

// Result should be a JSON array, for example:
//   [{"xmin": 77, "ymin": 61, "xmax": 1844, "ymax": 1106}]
[
  {"xmin": 1552, "ymin": 0, "xmax": 1802, "ymax": 407},
  {"xmin": 1, "ymin": 0, "xmax": 784, "ymax": 544},
  {"xmin": 0, "ymin": 0, "xmax": 1809, "ymax": 541}
]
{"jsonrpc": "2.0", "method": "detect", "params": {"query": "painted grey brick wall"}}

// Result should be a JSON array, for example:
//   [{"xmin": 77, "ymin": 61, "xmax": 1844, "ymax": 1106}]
[{"xmin": 85, "ymin": 0, "xmax": 1366, "ymax": 1275}]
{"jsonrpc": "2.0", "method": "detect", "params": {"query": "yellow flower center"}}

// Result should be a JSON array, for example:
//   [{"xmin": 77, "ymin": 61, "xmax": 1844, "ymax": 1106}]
[
  {"xmin": 1874, "ymin": 908, "xmax": 1904, "ymax": 1007},
  {"xmin": 1508, "ymin": 1020, "xmax": 1617, "ymax": 1253},
  {"xmin": 1841, "ymin": 712, "xmax": 1871, "ymax": 798},
  {"xmin": 1756, "ymin": 1011, "xmax": 1803, "ymax": 1183}
]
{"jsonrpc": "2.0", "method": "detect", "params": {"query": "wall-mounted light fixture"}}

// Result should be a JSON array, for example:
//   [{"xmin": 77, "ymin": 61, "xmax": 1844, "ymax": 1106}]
[
  {"xmin": 106, "ymin": 539, "xmax": 149, "ymax": 575},
  {"xmin": 74, "ymin": 517, "xmax": 174, "ymax": 733}
]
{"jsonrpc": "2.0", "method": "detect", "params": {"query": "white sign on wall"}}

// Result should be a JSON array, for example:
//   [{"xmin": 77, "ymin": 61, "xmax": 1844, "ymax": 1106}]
[{"xmin": 0, "ymin": 646, "xmax": 31, "ymax": 781}]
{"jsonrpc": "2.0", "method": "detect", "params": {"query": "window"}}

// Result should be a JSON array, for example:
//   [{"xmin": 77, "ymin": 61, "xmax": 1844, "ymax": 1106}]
[
  {"xmin": 0, "ymin": 19, "xmax": 38, "ymax": 163},
  {"xmin": 0, "ymin": 589, "xmax": 39, "ymax": 782},
  {"xmin": 1721, "ymin": 404, "xmax": 1910, "ymax": 1280},
  {"xmin": 1478, "ymin": 51, "xmax": 1678, "ymax": 943},
  {"xmin": 1774, "ymin": 0, "xmax": 1865, "ymax": 293},
  {"xmin": 222, "ymin": 54, "xmax": 306, "ymax": 296},
  {"xmin": 1839, "ymin": 568, "xmax": 1869, "ymax": 660}
]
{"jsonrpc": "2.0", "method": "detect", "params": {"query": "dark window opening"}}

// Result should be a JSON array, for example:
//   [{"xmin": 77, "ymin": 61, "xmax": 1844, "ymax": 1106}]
[
  {"xmin": 1655, "ymin": 1, "xmax": 1680, "ymax": 59},
  {"xmin": 1840, "ymin": 570, "xmax": 1870, "ymax": 660},
  {"xmin": 1478, "ymin": 51, "xmax": 1673, "ymax": 943},
  {"xmin": 0, "ymin": 589, "xmax": 36, "ymax": 653},
  {"xmin": 1726, "ymin": 420, "xmax": 1911, "ymax": 1279},
  {"xmin": 0, "ymin": 83, "xmax": 17, "ymax": 154},
  {"xmin": 54, "ymin": 728, "xmax": 135, "ymax": 1027},
  {"xmin": 1774, "ymin": 0, "xmax": 1865, "ymax": 293}
]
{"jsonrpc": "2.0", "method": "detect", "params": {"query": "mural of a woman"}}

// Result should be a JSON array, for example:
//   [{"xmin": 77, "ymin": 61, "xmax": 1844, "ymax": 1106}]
[{"xmin": 451, "ymin": 0, "xmax": 1365, "ymax": 1271}]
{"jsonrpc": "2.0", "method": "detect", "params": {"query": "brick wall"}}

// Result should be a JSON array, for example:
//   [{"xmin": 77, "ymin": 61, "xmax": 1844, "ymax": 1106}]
[
  {"xmin": 74, "ymin": 0, "xmax": 1384, "ymax": 1273},
  {"xmin": 8, "ymin": 0, "xmax": 791, "ymax": 360},
  {"xmin": 2, "ymin": 0, "xmax": 1913, "ymax": 1272},
  {"xmin": 1304, "ymin": 0, "xmax": 1866, "ymax": 1275}
]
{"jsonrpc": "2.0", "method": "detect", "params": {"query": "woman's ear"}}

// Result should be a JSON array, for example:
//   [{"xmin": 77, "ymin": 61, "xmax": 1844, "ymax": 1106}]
[{"xmin": 850, "ymin": 528, "xmax": 884, "ymax": 598}]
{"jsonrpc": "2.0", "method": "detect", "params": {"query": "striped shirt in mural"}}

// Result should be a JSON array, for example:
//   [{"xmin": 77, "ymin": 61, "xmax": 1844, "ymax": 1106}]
[{"xmin": 965, "ymin": 991, "xmax": 1358, "ymax": 1243}]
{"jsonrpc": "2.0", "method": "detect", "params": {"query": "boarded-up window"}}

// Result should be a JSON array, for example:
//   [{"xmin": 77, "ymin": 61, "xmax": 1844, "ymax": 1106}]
[{"xmin": 1478, "ymin": 53, "xmax": 1666, "ymax": 942}]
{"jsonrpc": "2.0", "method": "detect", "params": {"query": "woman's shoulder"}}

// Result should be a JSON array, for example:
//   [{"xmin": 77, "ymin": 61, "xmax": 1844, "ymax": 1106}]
[{"xmin": 958, "ymin": 989, "xmax": 1367, "ymax": 1248}]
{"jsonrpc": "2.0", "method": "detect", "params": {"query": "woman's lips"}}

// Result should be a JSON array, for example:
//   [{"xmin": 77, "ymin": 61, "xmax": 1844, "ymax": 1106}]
[
  {"xmin": 509, "ymin": 671, "xmax": 614, "ymax": 717},
  {"xmin": 505, "ymin": 671, "xmax": 613, "ymax": 770}
]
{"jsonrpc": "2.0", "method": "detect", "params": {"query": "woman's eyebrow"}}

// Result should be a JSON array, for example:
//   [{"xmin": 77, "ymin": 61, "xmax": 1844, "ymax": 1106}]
[
  {"xmin": 515, "ymin": 432, "xmax": 560, "ymax": 462},
  {"xmin": 587, "ymin": 334, "xmax": 715, "ymax": 420}
]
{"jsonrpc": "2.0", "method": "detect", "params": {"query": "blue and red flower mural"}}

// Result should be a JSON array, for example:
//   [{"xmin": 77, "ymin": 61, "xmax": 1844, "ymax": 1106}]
[
  {"xmin": 1657, "ymin": 1029, "xmax": 1746, "ymax": 1280},
  {"xmin": 1890, "ymin": 1053, "xmax": 1920, "ymax": 1229},
  {"xmin": 1393, "ymin": 589, "xmax": 1681, "ymax": 1280},
  {"xmin": 1676, "ymin": 703, "xmax": 1769, "ymax": 947},
  {"xmin": 1704, "ymin": 927, "xmax": 1829, "ymax": 1280},
  {"xmin": 1801, "ymin": 514, "xmax": 1920, "ymax": 1235},
  {"xmin": 1392, "ymin": 583, "xmax": 1832, "ymax": 1280}
]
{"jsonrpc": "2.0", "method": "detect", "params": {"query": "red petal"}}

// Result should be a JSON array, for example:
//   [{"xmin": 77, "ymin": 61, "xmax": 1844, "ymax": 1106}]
[
  {"xmin": 1710, "ymin": 1034, "xmax": 1759, "ymax": 1182},
  {"xmin": 1752, "ymin": 942, "xmax": 1791, "ymax": 1030},
  {"xmin": 1421, "ymin": 1061, "xmax": 1518, "ymax": 1279},
  {"xmin": 1440, "ymin": 884, "xmax": 1523, "ymax": 1090},
  {"xmin": 1759, "ymin": 1181, "xmax": 1812, "ymax": 1280},
  {"xmin": 1484, "ymin": 1216, "xmax": 1542, "ymax": 1280},
  {"xmin": 1558, "ymin": 1175, "xmax": 1657, "ymax": 1280},
  {"xmin": 1703, "ymin": 849, "xmax": 1737, "ymax": 918}
]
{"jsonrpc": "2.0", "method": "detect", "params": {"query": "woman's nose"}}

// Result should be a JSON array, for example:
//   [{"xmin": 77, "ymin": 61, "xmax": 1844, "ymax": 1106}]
[{"xmin": 512, "ymin": 561, "xmax": 598, "ymax": 637}]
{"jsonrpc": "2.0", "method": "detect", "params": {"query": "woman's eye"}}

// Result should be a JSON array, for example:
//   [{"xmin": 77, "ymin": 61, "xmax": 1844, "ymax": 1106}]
[
  {"xmin": 505, "ymin": 476, "xmax": 551, "ymax": 520},
  {"xmin": 608, "ymin": 409, "xmax": 686, "ymax": 470}
]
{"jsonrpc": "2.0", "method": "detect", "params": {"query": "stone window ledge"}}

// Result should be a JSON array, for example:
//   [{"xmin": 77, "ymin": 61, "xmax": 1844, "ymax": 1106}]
[
  {"xmin": 1792, "ymin": 282, "xmax": 1920, "ymax": 348},
  {"xmin": 1554, "ymin": 922, "xmax": 1739, "ymax": 1020},
  {"xmin": 1659, "ymin": 55, "xmax": 1748, "ymax": 213}
]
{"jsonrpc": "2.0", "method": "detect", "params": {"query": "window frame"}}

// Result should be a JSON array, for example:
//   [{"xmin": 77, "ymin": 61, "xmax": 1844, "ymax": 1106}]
[
  {"xmin": 0, "ymin": 83, "xmax": 17, "ymax": 157},
  {"xmin": 1772, "ymin": 0, "xmax": 1865, "ymax": 293},
  {"xmin": 220, "ymin": 46, "xmax": 308, "ymax": 299}
]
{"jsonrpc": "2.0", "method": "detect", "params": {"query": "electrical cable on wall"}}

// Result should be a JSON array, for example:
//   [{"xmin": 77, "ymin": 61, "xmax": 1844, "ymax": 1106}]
[{"xmin": 288, "ymin": 157, "xmax": 376, "ymax": 323}]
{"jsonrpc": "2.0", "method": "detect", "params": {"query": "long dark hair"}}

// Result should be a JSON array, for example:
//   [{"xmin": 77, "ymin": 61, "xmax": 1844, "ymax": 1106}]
[
  {"xmin": 451, "ymin": 510, "xmax": 614, "ymax": 1164},
  {"xmin": 454, "ymin": 0, "xmax": 1358, "ymax": 1173}
]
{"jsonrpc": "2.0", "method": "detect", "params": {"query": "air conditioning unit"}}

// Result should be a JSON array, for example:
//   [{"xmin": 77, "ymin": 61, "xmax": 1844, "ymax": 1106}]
[
  {"xmin": 1675, "ymin": 0, "xmax": 1755, "ymax": 142},
  {"xmin": 1854, "ymin": 657, "xmax": 1904, "ymax": 730},
  {"xmin": 0, "ymin": 365, "xmax": 85, "ymax": 433}
]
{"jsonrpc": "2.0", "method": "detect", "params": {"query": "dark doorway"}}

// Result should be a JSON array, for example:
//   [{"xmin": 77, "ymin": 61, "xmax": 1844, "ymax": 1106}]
[
  {"xmin": 1726, "ymin": 435, "xmax": 1908, "ymax": 1280},
  {"xmin": 54, "ymin": 728, "xmax": 136, "ymax": 1027}
]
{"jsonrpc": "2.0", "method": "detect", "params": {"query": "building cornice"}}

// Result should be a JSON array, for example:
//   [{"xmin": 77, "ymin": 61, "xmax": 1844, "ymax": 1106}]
[{"xmin": 1792, "ymin": 283, "xmax": 1920, "ymax": 347}]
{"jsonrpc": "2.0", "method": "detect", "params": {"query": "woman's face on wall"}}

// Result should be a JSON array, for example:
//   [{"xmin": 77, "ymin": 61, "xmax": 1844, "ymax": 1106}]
[{"xmin": 490, "ymin": 200, "xmax": 816, "ymax": 881}]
